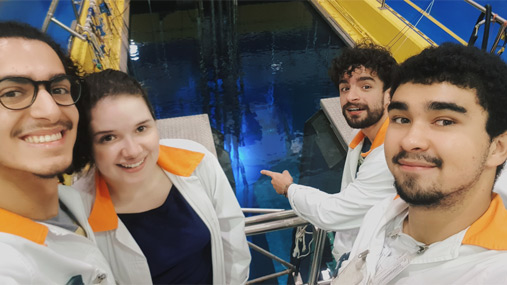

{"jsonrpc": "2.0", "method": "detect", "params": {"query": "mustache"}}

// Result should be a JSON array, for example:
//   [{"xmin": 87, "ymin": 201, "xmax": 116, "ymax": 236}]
[
  {"xmin": 13, "ymin": 120, "xmax": 73, "ymax": 137},
  {"xmin": 392, "ymin": 150, "xmax": 443, "ymax": 168}
]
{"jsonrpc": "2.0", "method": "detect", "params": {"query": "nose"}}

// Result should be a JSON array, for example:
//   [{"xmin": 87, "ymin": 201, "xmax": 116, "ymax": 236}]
[
  {"xmin": 344, "ymin": 87, "xmax": 360, "ymax": 102},
  {"xmin": 400, "ymin": 122, "xmax": 430, "ymax": 152},
  {"xmin": 121, "ymin": 136, "xmax": 143, "ymax": 158},
  {"xmin": 29, "ymin": 88, "xmax": 61, "ymax": 123}
]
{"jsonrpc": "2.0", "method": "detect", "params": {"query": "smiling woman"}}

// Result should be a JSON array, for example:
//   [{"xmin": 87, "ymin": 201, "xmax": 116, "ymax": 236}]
[{"xmin": 71, "ymin": 69, "xmax": 251, "ymax": 284}]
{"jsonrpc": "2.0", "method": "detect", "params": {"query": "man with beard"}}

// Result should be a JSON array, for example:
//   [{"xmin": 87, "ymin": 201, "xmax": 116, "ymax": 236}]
[
  {"xmin": 0, "ymin": 21, "xmax": 115, "ymax": 283},
  {"xmin": 261, "ymin": 43, "xmax": 397, "ymax": 263},
  {"xmin": 333, "ymin": 43, "xmax": 507, "ymax": 284}
]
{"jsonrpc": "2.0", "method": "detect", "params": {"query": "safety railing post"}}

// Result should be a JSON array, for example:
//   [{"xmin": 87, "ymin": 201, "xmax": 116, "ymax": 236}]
[
  {"xmin": 308, "ymin": 227, "xmax": 327, "ymax": 285},
  {"xmin": 42, "ymin": 0, "xmax": 60, "ymax": 32}
]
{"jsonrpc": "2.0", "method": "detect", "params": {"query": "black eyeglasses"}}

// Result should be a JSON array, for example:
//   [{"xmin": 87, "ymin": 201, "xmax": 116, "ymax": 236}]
[{"xmin": 0, "ymin": 75, "xmax": 82, "ymax": 110}]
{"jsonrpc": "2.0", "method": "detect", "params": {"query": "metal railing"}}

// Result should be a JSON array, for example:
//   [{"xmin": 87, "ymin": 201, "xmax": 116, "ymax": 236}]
[
  {"xmin": 378, "ymin": 0, "xmax": 507, "ymax": 55},
  {"xmin": 244, "ymin": 209, "xmax": 328, "ymax": 285},
  {"xmin": 42, "ymin": 0, "xmax": 86, "ymax": 41}
]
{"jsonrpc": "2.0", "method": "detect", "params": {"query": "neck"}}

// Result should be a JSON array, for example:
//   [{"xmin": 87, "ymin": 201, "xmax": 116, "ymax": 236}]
[
  {"xmin": 403, "ymin": 171, "xmax": 495, "ymax": 245},
  {"xmin": 0, "ymin": 169, "xmax": 59, "ymax": 220},
  {"xmin": 361, "ymin": 112, "xmax": 388, "ymax": 143},
  {"xmin": 107, "ymin": 165, "xmax": 172, "ymax": 213}
]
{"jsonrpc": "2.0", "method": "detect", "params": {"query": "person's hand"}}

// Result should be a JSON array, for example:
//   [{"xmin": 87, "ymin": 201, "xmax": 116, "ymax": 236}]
[{"xmin": 260, "ymin": 170, "xmax": 293, "ymax": 196}]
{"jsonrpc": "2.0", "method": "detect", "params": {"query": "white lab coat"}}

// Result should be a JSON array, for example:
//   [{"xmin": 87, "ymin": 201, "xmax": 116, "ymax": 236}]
[
  {"xmin": 288, "ymin": 119, "xmax": 395, "ymax": 260},
  {"xmin": 0, "ymin": 185, "xmax": 115, "ymax": 284},
  {"xmin": 334, "ymin": 192, "xmax": 507, "ymax": 285},
  {"xmin": 75, "ymin": 139, "xmax": 251, "ymax": 285}
]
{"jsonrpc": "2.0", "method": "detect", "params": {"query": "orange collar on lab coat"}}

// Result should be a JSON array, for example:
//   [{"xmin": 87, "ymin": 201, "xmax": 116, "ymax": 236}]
[
  {"xmin": 88, "ymin": 145, "xmax": 205, "ymax": 232},
  {"xmin": 349, "ymin": 118, "xmax": 389, "ymax": 158},
  {"xmin": 0, "ymin": 208, "xmax": 48, "ymax": 245}
]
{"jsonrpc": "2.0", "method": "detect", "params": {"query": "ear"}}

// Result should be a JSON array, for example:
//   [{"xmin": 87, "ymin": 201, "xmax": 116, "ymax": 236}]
[
  {"xmin": 383, "ymin": 88, "xmax": 391, "ymax": 108},
  {"xmin": 487, "ymin": 131, "xmax": 507, "ymax": 168}
]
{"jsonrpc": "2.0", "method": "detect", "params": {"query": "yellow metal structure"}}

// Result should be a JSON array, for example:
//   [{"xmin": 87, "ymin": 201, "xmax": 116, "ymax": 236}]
[
  {"xmin": 310, "ymin": 0, "xmax": 436, "ymax": 62},
  {"xmin": 70, "ymin": 0, "xmax": 128, "ymax": 73}
]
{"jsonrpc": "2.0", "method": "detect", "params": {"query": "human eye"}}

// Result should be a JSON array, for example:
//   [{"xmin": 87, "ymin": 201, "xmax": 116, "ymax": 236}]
[
  {"xmin": 0, "ymin": 79, "xmax": 31, "ymax": 99},
  {"xmin": 51, "ymin": 87, "xmax": 70, "ymax": 95},
  {"xmin": 434, "ymin": 119, "xmax": 455, "ymax": 126},
  {"xmin": 0, "ymin": 86, "xmax": 31, "ymax": 107},
  {"xmin": 50, "ymin": 80, "xmax": 71, "ymax": 96},
  {"xmin": 392, "ymin": 117, "xmax": 410, "ymax": 124},
  {"xmin": 362, "ymin": 85, "xmax": 372, "ymax": 90},
  {"xmin": 98, "ymin": 134, "xmax": 116, "ymax": 143},
  {"xmin": 1, "ymin": 89, "xmax": 24, "ymax": 98},
  {"xmin": 136, "ymin": 125, "xmax": 146, "ymax": 133},
  {"xmin": 339, "ymin": 86, "xmax": 349, "ymax": 93}
]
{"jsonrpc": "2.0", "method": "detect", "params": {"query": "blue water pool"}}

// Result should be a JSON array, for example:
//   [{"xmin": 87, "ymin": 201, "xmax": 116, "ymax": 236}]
[{"xmin": 128, "ymin": 1, "xmax": 346, "ymax": 282}]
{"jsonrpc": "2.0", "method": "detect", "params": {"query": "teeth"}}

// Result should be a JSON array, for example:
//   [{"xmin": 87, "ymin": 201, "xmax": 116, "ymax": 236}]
[
  {"xmin": 121, "ymin": 159, "xmax": 145, "ymax": 168},
  {"xmin": 348, "ymin": 108, "xmax": 360, "ymax": 111},
  {"xmin": 25, "ymin": 132, "xmax": 62, "ymax": 143}
]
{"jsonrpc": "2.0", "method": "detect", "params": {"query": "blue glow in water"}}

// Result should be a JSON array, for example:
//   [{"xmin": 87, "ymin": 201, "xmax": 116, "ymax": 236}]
[{"xmin": 128, "ymin": 1, "xmax": 345, "ymax": 282}]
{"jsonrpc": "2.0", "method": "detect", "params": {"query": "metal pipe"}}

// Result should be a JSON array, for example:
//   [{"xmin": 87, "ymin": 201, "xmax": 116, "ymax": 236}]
[
  {"xmin": 491, "ymin": 24, "xmax": 507, "ymax": 53},
  {"xmin": 465, "ymin": 0, "xmax": 506, "ymax": 24},
  {"xmin": 245, "ymin": 210, "xmax": 298, "ymax": 225},
  {"xmin": 42, "ymin": 0, "xmax": 60, "ymax": 32},
  {"xmin": 248, "ymin": 241, "xmax": 295, "ymax": 269},
  {"xmin": 50, "ymin": 18, "xmax": 86, "ymax": 41},
  {"xmin": 242, "ymin": 208, "xmax": 285, "ymax": 214},
  {"xmin": 482, "ymin": 4, "xmax": 492, "ymax": 51},
  {"xmin": 246, "ymin": 269, "xmax": 292, "ymax": 284},
  {"xmin": 308, "ymin": 228, "xmax": 328, "ymax": 285},
  {"xmin": 245, "ymin": 217, "xmax": 308, "ymax": 236}
]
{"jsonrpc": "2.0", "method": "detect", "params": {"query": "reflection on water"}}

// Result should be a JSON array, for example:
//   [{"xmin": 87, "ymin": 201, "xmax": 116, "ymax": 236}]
[{"xmin": 129, "ymin": 1, "xmax": 345, "ymax": 282}]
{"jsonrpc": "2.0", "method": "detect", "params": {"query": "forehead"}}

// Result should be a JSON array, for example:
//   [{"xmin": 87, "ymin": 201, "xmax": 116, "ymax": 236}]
[
  {"xmin": 0, "ymin": 38, "xmax": 64, "ymax": 80},
  {"xmin": 391, "ymin": 82, "xmax": 482, "ymax": 113},
  {"xmin": 340, "ymin": 66, "xmax": 378, "ymax": 82},
  {"xmin": 91, "ymin": 95, "xmax": 152, "ymax": 130}
]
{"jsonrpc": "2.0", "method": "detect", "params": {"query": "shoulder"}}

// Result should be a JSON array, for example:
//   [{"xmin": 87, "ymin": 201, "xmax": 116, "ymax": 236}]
[
  {"xmin": 0, "ymin": 236, "xmax": 36, "ymax": 282},
  {"xmin": 365, "ymin": 144, "xmax": 386, "ymax": 161},
  {"xmin": 159, "ymin": 138, "xmax": 211, "ymax": 155}
]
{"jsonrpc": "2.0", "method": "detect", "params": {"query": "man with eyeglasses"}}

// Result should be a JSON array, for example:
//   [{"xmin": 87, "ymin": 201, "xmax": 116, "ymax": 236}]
[{"xmin": 0, "ymin": 21, "xmax": 115, "ymax": 284}]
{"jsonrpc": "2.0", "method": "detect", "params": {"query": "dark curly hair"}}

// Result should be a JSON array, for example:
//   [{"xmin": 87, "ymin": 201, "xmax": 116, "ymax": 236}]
[
  {"xmin": 0, "ymin": 21, "xmax": 80, "ymax": 78},
  {"xmin": 390, "ymin": 42, "xmax": 507, "ymax": 176},
  {"xmin": 329, "ymin": 42, "xmax": 398, "ymax": 92},
  {"xmin": 71, "ymin": 69, "xmax": 155, "ymax": 174}
]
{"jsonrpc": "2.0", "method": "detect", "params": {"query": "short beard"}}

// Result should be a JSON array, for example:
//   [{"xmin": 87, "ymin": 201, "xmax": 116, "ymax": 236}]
[
  {"xmin": 395, "ymin": 179, "xmax": 445, "ymax": 208},
  {"xmin": 394, "ymin": 157, "xmax": 486, "ymax": 209},
  {"xmin": 343, "ymin": 103, "xmax": 384, "ymax": 129}
]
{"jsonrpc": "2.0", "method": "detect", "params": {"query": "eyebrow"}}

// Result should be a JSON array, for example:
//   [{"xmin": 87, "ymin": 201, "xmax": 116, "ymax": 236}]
[
  {"xmin": 93, "ymin": 119, "xmax": 153, "ymax": 137},
  {"xmin": 388, "ymin": 100, "xmax": 468, "ymax": 115},
  {"xmin": 0, "ymin": 73, "xmax": 67, "ymax": 82},
  {"xmin": 93, "ymin": 130, "xmax": 113, "ymax": 138},
  {"xmin": 339, "ymin": 76, "xmax": 375, "ymax": 85},
  {"xmin": 427, "ymin": 101, "xmax": 467, "ymax": 113},
  {"xmin": 387, "ymin": 101, "xmax": 408, "ymax": 112}
]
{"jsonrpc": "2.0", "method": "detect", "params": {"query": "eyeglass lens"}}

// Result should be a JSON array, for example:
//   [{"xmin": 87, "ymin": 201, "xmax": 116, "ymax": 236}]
[{"xmin": 0, "ymin": 76, "xmax": 80, "ymax": 110}]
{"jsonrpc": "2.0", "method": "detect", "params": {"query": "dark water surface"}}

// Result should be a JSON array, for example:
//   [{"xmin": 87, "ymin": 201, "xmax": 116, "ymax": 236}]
[{"xmin": 128, "ymin": 1, "xmax": 345, "ymax": 282}]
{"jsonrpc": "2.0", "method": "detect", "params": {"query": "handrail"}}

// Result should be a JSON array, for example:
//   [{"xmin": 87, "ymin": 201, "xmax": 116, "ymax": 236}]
[
  {"xmin": 41, "ymin": 0, "xmax": 86, "ymax": 42},
  {"xmin": 464, "ymin": 0, "xmax": 506, "ymax": 54},
  {"xmin": 465, "ymin": 0, "xmax": 506, "ymax": 25},
  {"xmin": 245, "ymin": 209, "xmax": 301, "ymax": 225},
  {"xmin": 380, "ymin": 0, "xmax": 507, "ymax": 55},
  {"xmin": 245, "ymin": 209, "xmax": 328, "ymax": 284},
  {"xmin": 242, "ymin": 208, "xmax": 285, "ymax": 214},
  {"xmin": 245, "ymin": 216, "xmax": 308, "ymax": 236}
]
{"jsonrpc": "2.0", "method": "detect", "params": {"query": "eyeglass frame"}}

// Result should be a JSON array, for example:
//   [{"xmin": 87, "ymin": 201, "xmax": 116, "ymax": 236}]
[{"xmin": 0, "ymin": 74, "xmax": 82, "ymax": 110}]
